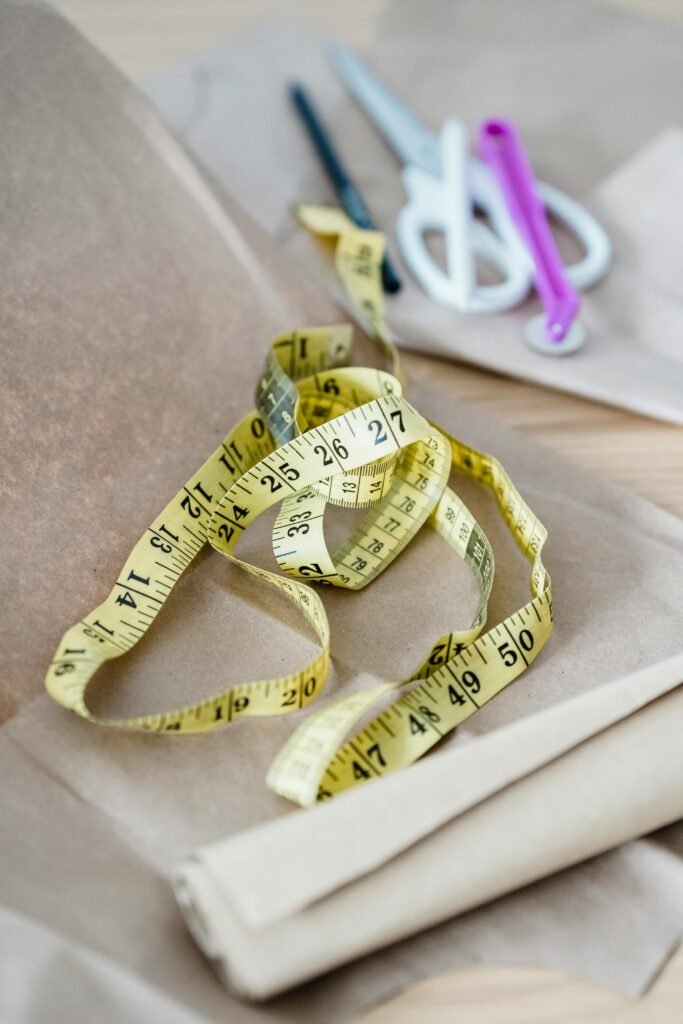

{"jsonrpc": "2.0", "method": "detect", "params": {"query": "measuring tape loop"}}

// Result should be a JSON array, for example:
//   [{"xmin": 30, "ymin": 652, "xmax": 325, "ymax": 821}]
[
  {"xmin": 46, "ymin": 211, "xmax": 552, "ymax": 807},
  {"xmin": 266, "ymin": 423, "xmax": 551, "ymax": 807}
]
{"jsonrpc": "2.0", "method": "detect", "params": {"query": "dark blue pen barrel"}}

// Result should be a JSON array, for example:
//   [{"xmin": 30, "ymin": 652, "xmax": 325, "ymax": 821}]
[
  {"xmin": 288, "ymin": 82, "xmax": 402, "ymax": 295},
  {"xmin": 289, "ymin": 84, "xmax": 347, "ymax": 193}
]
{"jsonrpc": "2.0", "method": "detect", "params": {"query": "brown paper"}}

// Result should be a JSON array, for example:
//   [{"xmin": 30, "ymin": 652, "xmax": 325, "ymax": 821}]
[
  {"xmin": 145, "ymin": 3, "xmax": 683, "ymax": 423},
  {"xmin": 2, "ymin": 1, "xmax": 683, "ymax": 1019},
  {"xmin": 0, "ymin": 2, "xmax": 337, "ymax": 724}
]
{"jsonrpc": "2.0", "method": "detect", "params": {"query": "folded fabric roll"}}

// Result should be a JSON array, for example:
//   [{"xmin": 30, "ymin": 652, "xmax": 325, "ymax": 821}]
[{"xmin": 175, "ymin": 655, "xmax": 683, "ymax": 999}]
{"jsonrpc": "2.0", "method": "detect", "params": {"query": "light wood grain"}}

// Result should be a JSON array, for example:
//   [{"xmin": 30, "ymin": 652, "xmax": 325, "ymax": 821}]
[
  {"xmin": 51, "ymin": 0, "xmax": 387, "ymax": 76},
  {"xmin": 362, "ymin": 943, "xmax": 683, "ymax": 1023},
  {"xmin": 49, "ymin": 1, "xmax": 683, "ymax": 1020}
]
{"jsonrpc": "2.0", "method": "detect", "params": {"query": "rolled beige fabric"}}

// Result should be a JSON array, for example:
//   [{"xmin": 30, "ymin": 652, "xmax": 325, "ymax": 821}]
[{"xmin": 175, "ymin": 655, "xmax": 683, "ymax": 999}]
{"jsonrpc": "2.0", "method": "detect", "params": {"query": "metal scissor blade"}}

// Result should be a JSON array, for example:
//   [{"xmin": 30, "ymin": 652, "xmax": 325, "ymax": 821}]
[{"xmin": 328, "ymin": 42, "xmax": 440, "ymax": 177}]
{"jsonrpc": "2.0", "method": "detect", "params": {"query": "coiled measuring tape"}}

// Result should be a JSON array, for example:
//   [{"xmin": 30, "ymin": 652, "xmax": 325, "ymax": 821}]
[{"xmin": 46, "ymin": 208, "xmax": 552, "ymax": 808}]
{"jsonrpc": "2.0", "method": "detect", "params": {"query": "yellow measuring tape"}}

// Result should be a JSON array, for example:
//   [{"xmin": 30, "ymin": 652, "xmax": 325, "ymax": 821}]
[{"xmin": 46, "ymin": 208, "xmax": 552, "ymax": 808}]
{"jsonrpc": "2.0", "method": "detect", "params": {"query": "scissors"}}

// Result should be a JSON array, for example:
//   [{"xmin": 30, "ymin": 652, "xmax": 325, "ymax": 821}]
[{"xmin": 329, "ymin": 44, "xmax": 611, "ymax": 339}]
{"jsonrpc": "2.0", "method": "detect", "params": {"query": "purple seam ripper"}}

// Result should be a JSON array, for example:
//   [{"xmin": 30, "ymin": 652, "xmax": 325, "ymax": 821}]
[{"xmin": 479, "ymin": 118, "xmax": 586, "ymax": 356}]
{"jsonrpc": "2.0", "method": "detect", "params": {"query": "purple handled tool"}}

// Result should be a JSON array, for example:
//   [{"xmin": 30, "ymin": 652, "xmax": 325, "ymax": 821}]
[{"xmin": 479, "ymin": 118, "xmax": 585, "ymax": 355}]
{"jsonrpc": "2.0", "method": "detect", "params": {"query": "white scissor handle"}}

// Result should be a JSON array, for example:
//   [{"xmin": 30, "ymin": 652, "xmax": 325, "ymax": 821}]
[
  {"xmin": 397, "ymin": 120, "xmax": 531, "ymax": 313},
  {"xmin": 537, "ymin": 182, "xmax": 612, "ymax": 291},
  {"xmin": 397, "ymin": 121, "xmax": 611, "ymax": 314}
]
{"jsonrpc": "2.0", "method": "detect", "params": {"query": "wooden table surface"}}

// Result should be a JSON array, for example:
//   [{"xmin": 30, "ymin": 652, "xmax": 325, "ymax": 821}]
[{"xmin": 51, "ymin": 1, "xmax": 683, "ymax": 1020}]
